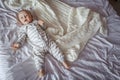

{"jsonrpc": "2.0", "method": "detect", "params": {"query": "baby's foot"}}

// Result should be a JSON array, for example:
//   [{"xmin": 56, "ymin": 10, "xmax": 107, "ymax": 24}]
[
  {"xmin": 38, "ymin": 69, "xmax": 45, "ymax": 78},
  {"xmin": 62, "ymin": 61, "xmax": 70, "ymax": 69}
]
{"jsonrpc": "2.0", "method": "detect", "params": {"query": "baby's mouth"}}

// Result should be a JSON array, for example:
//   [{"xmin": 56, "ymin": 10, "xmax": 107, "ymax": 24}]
[{"xmin": 25, "ymin": 19, "xmax": 27, "ymax": 22}]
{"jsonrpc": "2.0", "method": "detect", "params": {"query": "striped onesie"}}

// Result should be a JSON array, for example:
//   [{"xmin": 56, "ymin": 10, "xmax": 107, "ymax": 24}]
[{"xmin": 16, "ymin": 20, "xmax": 64, "ymax": 70}]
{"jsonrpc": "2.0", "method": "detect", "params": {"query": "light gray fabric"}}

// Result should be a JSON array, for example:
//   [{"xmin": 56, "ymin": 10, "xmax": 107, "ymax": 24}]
[{"xmin": 0, "ymin": 0, "xmax": 120, "ymax": 80}]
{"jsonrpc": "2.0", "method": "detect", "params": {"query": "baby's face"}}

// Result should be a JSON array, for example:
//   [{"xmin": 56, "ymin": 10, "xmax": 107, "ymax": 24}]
[{"xmin": 18, "ymin": 11, "xmax": 33, "ymax": 25}]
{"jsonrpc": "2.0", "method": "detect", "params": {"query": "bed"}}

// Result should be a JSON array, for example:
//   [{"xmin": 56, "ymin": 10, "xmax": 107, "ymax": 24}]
[{"xmin": 0, "ymin": 0, "xmax": 120, "ymax": 80}]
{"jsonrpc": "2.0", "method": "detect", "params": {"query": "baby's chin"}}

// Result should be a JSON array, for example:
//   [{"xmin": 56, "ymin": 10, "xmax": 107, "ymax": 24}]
[{"xmin": 22, "ymin": 21, "xmax": 31, "ymax": 25}]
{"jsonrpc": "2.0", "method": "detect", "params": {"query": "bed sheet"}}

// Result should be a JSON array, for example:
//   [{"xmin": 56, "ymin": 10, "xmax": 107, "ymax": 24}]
[
  {"xmin": 0, "ymin": 0, "xmax": 120, "ymax": 80},
  {"xmin": 2, "ymin": 0, "xmax": 107, "ymax": 62}
]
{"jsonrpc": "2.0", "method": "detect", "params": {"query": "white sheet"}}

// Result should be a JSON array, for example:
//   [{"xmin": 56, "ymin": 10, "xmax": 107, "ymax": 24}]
[{"xmin": 1, "ymin": 0, "xmax": 120, "ymax": 80}]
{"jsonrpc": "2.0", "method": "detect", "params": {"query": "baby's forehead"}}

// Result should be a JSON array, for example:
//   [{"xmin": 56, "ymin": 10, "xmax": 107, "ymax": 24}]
[{"xmin": 18, "ymin": 11, "xmax": 28, "ymax": 15}]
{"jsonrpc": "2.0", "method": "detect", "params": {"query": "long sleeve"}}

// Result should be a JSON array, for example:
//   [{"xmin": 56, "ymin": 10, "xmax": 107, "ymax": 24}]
[{"xmin": 16, "ymin": 27, "xmax": 27, "ymax": 46}]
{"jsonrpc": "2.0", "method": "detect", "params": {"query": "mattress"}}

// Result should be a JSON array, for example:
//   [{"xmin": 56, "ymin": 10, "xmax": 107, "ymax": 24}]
[{"xmin": 0, "ymin": 0, "xmax": 120, "ymax": 80}]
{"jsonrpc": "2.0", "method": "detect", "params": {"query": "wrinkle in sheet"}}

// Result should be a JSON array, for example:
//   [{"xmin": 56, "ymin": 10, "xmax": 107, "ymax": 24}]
[{"xmin": 0, "ymin": 0, "xmax": 120, "ymax": 80}]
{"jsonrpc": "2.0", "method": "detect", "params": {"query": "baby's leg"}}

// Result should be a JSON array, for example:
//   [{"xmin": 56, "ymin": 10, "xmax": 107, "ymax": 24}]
[
  {"xmin": 33, "ymin": 51, "xmax": 46, "ymax": 78},
  {"xmin": 47, "ymin": 39, "xmax": 70, "ymax": 69}
]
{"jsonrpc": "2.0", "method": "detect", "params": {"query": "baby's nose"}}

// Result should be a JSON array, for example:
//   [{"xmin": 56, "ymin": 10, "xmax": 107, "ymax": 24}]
[{"xmin": 24, "ymin": 17, "xmax": 26, "ymax": 20}]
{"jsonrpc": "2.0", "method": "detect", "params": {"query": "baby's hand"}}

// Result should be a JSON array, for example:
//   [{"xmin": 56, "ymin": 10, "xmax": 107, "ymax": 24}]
[
  {"xmin": 11, "ymin": 43, "xmax": 20, "ymax": 50},
  {"xmin": 62, "ymin": 61, "xmax": 70, "ymax": 69},
  {"xmin": 38, "ymin": 20, "xmax": 44, "ymax": 26}
]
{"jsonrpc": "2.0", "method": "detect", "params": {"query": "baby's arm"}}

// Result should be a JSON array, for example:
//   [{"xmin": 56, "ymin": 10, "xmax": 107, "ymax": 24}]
[
  {"xmin": 38, "ymin": 20, "xmax": 44, "ymax": 26},
  {"xmin": 12, "ymin": 28, "xmax": 26, "ymax": 50},
  {"xmin": 38, "ymin": 20, "xmax": 47, "ymax": 30}
]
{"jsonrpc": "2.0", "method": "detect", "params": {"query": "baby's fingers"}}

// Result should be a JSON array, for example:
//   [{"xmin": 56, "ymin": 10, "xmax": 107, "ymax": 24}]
[{"xmin": 11, "ymin": 47, "xmax": 17, "ymax": 51}]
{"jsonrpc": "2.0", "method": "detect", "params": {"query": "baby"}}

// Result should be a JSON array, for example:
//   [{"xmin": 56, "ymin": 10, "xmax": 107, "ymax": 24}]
[{"xmin": 12, "ymin": 10, "xmax": 69, "ymax": 78}]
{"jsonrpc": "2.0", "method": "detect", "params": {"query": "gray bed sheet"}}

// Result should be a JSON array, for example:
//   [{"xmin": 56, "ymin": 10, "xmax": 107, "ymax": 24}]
[{"xmin": 0, "ymin": 0, "xmax": 120, "ymax": 80}]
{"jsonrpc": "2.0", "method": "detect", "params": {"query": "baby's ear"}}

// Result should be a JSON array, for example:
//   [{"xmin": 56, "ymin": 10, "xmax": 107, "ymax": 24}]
[{"xmin": 16, "ymin": 21, "xmax": 22, "ymax": 26}]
